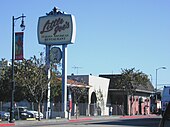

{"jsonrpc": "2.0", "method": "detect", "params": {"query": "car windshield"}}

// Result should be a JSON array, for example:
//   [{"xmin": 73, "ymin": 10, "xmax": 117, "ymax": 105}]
[{"xmin": 15, "ymin": 107, "xmax": 28, "ymax": 112}]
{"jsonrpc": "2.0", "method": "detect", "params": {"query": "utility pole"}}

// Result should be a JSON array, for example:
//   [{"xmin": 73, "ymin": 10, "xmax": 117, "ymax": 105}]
[{"xmin": 72, "ymin": 66, "xmax": 82, "ymax": 74}]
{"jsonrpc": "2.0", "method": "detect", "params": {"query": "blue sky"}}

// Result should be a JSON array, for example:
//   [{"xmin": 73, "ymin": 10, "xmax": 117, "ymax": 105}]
[{"xmin": 0, "ymin": 0, "xmax": 170, "ymax": 89}]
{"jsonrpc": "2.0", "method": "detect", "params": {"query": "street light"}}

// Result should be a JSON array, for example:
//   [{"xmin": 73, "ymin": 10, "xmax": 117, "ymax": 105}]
[
  {"xmin": 155, "ymin": 67, "xmax": 166, "ymax": 91},
  {"xmin": 155, "ymin": 67, "xmax": 166, "ymax": 113},
  {"xmin": 9, "ymin": 14, "xmax": 26, "ymax": 123}
]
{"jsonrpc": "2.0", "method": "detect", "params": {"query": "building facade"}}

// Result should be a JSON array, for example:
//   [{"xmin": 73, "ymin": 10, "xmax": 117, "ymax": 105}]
[
  {"xmin": 68, "ymin": 75, "xmax": 110, "ymax": 116},
  {"xmin": 99, "ymin": 74, "xmax": 155, "ymax": 115}
]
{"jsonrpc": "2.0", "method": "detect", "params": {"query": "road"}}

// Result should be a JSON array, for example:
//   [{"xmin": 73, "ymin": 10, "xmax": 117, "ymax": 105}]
[{"xmin": 12, "ymin": 115, "xmax": 170, "ymax": 127}]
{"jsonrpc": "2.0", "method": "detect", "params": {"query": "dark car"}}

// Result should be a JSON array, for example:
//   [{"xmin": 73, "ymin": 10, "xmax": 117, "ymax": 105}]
[
  {"xmin": 14, "ymin": 106, "xmax": 34, "ymax": 120},
  {"xmin": 0, "ymin": 111, "xmax": 10, "ymax": 121}
]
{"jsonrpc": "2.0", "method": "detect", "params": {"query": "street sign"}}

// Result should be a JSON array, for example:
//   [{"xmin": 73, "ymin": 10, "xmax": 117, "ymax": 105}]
[{"xmin": 38, "ymin": 14, "xmax": 76, "ymax": 45}]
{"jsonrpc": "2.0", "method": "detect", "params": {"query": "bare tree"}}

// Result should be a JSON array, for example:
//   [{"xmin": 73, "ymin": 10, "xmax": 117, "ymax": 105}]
[
  {"xmin": 16, "ymin": 56, "xmax": 49, "ymax": 120},
  {"xmin": 70, "ymin": 84, "xmax": 88, "ymax": 119}
]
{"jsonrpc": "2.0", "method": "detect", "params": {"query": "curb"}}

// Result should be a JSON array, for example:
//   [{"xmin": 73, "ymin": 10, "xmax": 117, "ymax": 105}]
[
  {"xmin": 69, "ymin": 118, "xmax": 92, "ymax": 122},
  {"xmin": 119, "ymin": 114, "xmax": 159, "ymax": 119},
  {"xmin": 0, "ymin": 123, "xmax": 15, "ymax": 126}
]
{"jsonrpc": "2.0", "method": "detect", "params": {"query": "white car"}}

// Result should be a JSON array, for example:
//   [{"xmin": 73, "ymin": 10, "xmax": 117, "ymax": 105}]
[
  {"xmin": 15, "ymin": 106, "xmax": 43, "ymax": 119},
  {"xmin": 27, "ymin": 110, "xmax": 43, "ymax": 119}
]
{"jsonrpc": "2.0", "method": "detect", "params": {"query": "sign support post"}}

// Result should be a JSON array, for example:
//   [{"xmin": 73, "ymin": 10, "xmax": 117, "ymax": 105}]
[
  {"xmin": 62, "ymin": 44, "xmax": 68, "ymax": 118},
  {"xmin": 46, "ymin": 45, "xmax": 51, "ymax": 119}
]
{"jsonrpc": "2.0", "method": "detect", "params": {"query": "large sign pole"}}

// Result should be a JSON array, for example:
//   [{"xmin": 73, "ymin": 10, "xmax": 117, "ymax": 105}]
[
  {"xmin": 62, "ymin": 44, "xmax": 68, "ymax": 118},
  {"xmin": 46, "ymin": 45, "xmax": 51, "ymax": 119}
]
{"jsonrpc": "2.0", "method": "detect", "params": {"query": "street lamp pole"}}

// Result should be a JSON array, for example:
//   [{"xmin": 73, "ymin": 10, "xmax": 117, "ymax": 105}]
[
  {"xmin": 9, "ymin": 14, "xmax": 26, "ymax": 123},
  {"xmin": 155, "ymin": 66, "xmax": 166, "ymax": 112},
  {"xmin": 156, "ymin": 67, "xmax": 166, "ymax": 91}
]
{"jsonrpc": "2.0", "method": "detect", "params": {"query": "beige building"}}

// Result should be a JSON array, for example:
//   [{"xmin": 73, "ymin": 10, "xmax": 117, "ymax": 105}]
[{"xmin": 68, "ymin": 75, "xmax": 110, "ymax": 116}]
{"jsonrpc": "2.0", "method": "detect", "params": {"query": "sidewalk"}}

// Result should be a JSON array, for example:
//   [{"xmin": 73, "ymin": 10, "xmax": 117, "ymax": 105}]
[
  {"xmin": 120, "ymin": 114, "xmax": 161, "ymax": 119},
  {"xmin": 0, "ymin": 114, "xmax": 162, "ymax": 126}
]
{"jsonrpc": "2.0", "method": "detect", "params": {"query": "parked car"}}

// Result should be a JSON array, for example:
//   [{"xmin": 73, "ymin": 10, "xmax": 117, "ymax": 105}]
[
  {"xmin": 0, "ymin": 111, "xmax": 10, "ymax": 121},
  {"xmin": 14, "ymin": 106, "xmax": 43, "ymax": 120},
  {"xmin": 14, "ymin": 106, "xmax": 34, "ymax": 120},
  {"xmin": 27, "ymin": 110, "xmax": 43, "ymax": 119}
]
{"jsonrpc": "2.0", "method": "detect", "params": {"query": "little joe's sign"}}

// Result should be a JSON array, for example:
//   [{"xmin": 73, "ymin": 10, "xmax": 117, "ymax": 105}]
[{"xmin": 38, "ymin": 14, "xmax": 76, "ymax": 45}]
